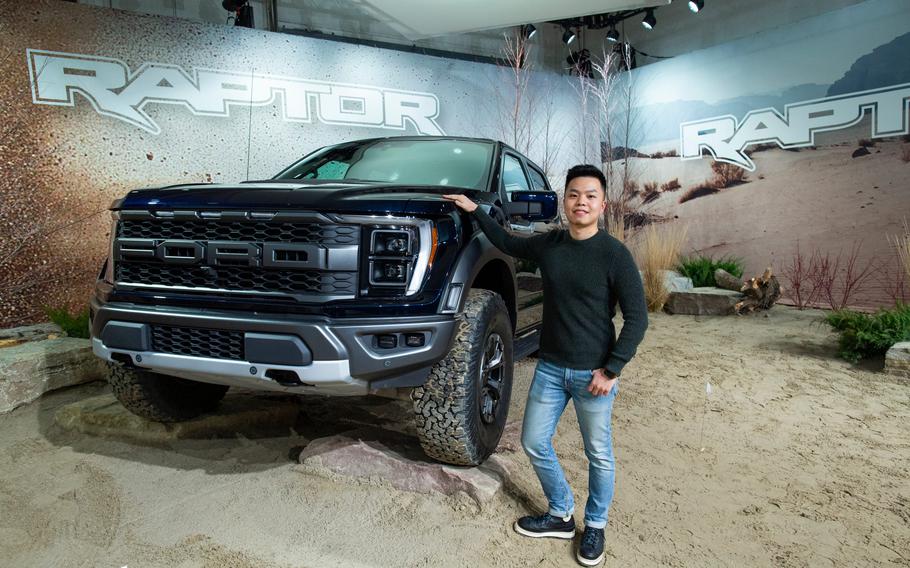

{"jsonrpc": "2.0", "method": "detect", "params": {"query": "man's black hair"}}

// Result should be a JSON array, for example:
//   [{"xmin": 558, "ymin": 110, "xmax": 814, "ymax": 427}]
[{"xmin": 565, "ymin": 164, "xmax": 606, "ymax": 193}]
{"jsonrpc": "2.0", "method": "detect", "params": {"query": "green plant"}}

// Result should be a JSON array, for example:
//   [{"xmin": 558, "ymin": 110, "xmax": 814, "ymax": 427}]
[
  {"xmin": 44, "ymin": 306, "xmax": 90, "ymax": 339},
  {"xmin": 677, "ymin": 255, "xmax": 744, "ymax": 287},
  {"xmin": 824, "ymin": 303, "xmax": 910, "ymax": 363}
]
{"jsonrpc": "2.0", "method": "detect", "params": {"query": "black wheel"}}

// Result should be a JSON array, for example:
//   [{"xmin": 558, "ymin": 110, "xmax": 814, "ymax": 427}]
[
  {"xmin": 412, "ymin": 289, "xmax": 514, "ymax": 466},
  {"xmin": 106, "ymin": 362, "xmax": 229, "ymax": 422}
]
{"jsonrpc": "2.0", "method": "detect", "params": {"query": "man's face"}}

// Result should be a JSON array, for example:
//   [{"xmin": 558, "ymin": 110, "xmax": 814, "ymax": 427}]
[{"xmin": 564, "ymin": 176, "xmax": 606, "ymax": 229}]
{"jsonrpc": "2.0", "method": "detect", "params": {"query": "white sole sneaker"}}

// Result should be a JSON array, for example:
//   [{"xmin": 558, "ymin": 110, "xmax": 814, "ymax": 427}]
[
  {"xmin": 513, "ymin": 521, "xmax": 575, "ymax": 539},
  {"xmin": 576, "ymin": 550, "xmax": 605, "ymax": 566}
]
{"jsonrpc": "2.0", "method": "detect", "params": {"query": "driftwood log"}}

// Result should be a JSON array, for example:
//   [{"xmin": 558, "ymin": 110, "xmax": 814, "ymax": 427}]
[
  {"xmin": 735, "ymin": 267, "xmax": 782, "ymax": 314},
  {"xmin": 714, "ymin": 268, "xmax": 743, "ymax": 292}
]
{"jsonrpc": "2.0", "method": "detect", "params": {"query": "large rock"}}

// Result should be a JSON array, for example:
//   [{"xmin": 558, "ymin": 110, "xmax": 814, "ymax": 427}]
[
  {"xmin": 664, "ymin": 287, "xmax": 744, "ymax": 316},
  {"xmin": 0, "ymin": 338, "xmax": 106, "ymax": 413},
  {"xmin": 55, "ymin": 393, "xmax": 300, "ymax": 442},
  {"xmin": 298, "ymin": 432, "xmax": 510, "ymax": 506},
  {"xmin": 0, "ymin": 323, "xmax": 64, "ymax": 345},
  {"xmin": 885, "ymin": 342, "xmax": 910, "ymax": 382},
  {"xmin": 639, "ymin": 270, "xmax": 693, "ymax": 293}
]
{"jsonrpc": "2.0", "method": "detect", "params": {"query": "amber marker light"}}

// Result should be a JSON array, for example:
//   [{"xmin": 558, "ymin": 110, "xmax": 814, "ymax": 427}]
[{"xmin": 428, "ymin": 226, "xmax": 439, "ymax": 268}]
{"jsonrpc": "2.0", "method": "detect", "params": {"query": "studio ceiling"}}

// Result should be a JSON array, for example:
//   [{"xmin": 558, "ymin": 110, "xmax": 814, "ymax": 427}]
[{"xmin": 354, "ymin": 0, "xmax": 671, "ymax": 39}]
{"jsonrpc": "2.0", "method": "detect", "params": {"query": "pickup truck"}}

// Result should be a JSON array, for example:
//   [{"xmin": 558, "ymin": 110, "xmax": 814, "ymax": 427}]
[{"xmin": 90, "ymin": 136, "xmax": 559, "ymax": 465}]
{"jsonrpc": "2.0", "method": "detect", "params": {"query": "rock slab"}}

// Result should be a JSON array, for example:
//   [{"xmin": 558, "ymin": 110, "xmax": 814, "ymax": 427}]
[
  {"xmin": 0, "ymin": 338, "xmax": 106, "ymax": 413},
  {"xmin": 664, "ymin": 287, "xmax": 745, "ymax": 316},
  {"xmin": 885, "ymin": 342, "xmax": 910, "ymax": 382},
  {"xmin": 55, "ymin": 393, "xmax": 301, "ymax": 442},
  {"xmin": 299, "ymin": 433, "xmax": 510, "ymax": 505}
]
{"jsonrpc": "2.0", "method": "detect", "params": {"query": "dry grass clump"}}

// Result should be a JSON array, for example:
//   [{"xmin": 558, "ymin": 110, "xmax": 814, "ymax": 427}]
[
  {"xmin": 901, "ymin": 145, "xmax": 910, "ymax": 163},
  {"xmin": 892, "ymin": 218, "xmax": 910, "ymax": 285},
  {"xmin": 858, "ymin": 138, "xmax": 876, "ymax": 148},
  {"xmin": 623, "ymin": 179, "xmax": 639, "ymax": 198},
  {"xmin": 660, "ymin": 178, "xmax": 681, "ymax": 192},
  {"xmin": 633, "ymin": 223, "xmax": 688, "ymax": 312},
  {"xmin": 678, "ymin": 184, "xmax": 719, "ymax": 204},
  {"xmin": 649, "ymin": 149, "xmax": 678, "ymax": 159}
]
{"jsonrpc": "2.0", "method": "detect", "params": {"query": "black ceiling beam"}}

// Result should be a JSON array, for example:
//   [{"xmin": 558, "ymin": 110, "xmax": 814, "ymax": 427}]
[{"xmin": 548, "ymin": 8, "xmax": 650, "ymax": 30}]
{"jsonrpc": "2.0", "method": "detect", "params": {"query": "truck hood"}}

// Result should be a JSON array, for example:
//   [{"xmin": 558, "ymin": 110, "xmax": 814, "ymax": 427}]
[{"xmin": 117, "ymin": 180, "xmax": 489, "ymax": 216}]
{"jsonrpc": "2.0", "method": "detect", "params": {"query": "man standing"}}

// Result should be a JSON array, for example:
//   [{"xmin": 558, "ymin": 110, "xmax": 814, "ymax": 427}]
[{"xmin": 443, "ymin": 164, "xmax": 648, "ymax": 566}]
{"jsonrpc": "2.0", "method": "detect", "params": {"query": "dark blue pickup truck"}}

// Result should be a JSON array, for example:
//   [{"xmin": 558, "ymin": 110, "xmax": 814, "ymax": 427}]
[{"xmin": 90, "ymin": 136, "xmax": 559, "ymax": 465}]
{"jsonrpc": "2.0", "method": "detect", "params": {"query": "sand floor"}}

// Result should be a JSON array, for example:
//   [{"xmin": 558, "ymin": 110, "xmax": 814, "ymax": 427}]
[{"xmin": 1, "ymin": 306, "xmax": 909, "ymax": 567}]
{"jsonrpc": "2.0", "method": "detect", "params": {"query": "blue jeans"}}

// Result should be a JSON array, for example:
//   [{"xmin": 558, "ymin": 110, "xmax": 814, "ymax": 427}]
[{"xmin": 521, "ymin": 359, "xmax": 618, "ymax": 529}]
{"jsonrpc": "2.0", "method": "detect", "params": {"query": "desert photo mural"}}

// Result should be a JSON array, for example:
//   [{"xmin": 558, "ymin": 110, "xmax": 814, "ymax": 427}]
[{"xmin": 603, "ymin": 0, "xmax": 909, "ymax": 310}]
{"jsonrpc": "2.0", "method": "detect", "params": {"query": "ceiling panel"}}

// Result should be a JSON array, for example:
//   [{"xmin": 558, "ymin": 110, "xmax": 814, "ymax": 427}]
[{"xmin": 355, "ymin": 0, "xmax": 671, "ymax": 40}]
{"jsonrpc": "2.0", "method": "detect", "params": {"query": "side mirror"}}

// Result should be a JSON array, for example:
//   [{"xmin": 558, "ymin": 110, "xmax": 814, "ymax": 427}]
[{"xmin": 504, "ymin": 191, "xmax": 558, "ymax": 222}]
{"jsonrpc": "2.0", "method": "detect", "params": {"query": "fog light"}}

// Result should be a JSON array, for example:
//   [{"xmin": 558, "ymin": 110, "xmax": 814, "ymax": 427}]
[
  {"xmin": 405, "ymin": 333, "xmax": 425, "ymax": 347},
  {"xmin": 371, "ymin": 259, "xmax": 410, "ymax": 285},
  {"xmin": 377, "ymin": 334, "xmax": 397, "ymax": 349}
]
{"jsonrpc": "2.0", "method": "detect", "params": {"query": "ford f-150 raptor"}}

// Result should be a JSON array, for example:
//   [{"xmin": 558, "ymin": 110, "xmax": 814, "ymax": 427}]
[{"xmin": 90, "ymin": 136, "xmax": 559, "ymax": 466}]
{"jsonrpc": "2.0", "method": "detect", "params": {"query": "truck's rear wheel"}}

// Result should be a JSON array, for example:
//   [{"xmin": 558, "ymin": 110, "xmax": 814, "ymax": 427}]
[
  {"xmin": 412, "ymin": 289, "xmax": 514, "ymax": 466},
  {"xmin": 107, "ymin": 362, "xmax": 229, "ymax": 422}
]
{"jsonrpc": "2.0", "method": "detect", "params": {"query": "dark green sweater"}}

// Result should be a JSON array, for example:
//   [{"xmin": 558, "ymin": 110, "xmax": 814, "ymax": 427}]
[{"xmin": 471, "ymin": 207, "xmax": 648, "ymax": 376}]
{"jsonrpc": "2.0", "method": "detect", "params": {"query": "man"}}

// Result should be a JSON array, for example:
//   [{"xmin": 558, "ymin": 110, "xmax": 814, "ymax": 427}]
[{"xmin": 443, "ymin": 164, "xmax": 648, "ymax": 566}]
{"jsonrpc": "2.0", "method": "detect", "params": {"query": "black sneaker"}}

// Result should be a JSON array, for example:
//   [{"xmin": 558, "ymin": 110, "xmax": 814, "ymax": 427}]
[
  {"xmin": 576, "ymin": 526, "xmax": 605, "ymax": 566},
  {"xmin": 513, "ymin": 512, "xmax": 576, "ymax": 539}
]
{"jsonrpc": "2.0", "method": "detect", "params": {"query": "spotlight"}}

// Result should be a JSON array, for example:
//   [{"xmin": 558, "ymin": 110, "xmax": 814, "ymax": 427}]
[
  {"xmin": 562, "ymin": 27, "xmax": 577, "ymax": 45},
  {"xmin": 606, "ymin": 24, "xmax": 619, "ymax": 43},
  {"xmin": 641, "ymin": 9, "xmax": 656, "ymax": 30},
  {"xmin": 688, "ymin": 0, "xmax": 705, "ymax": 12},
  {"xmin": 522, "ymin": 24, "xmax": 537, "ymax": 40}
]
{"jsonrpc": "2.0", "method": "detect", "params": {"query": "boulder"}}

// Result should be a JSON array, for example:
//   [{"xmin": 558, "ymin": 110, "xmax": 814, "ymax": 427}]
[
  {"xmin": 299, "ymin": 433, "xmax": 508, "ymax": 506},
  {"xmin": 54, "ymin": 393, "xmax": 300, "ymax": 442},
  {"xmin": 0, "ymin": 338, "xmax": 106, "ymax": 413},
  {"xmin": 0, "ymin": 323, "xmax": 64, "ymax": 345},
  {"xmin": 664, "ymin": 287, "xmax": 744, "ymax": 316},
  {"xmin": 638, "ymin": 270, "xmax": 694, "ymax": 293},
  {"xmin": 885, "ymin": 342, "xmax": 910, "ymax": 382}
]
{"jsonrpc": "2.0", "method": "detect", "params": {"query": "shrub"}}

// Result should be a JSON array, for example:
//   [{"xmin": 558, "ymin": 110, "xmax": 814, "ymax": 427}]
[
  {"xmin": 901, "ymin": 145, "xmax": 910, "ymax": 163},
  {"xmin": 623, "ymin": 179, "xmax": 639, "ymax": 198},
  {"xmin": 678, "ymin": 184, "xmax": 719, "ymax": 204},
  {"xmin": 677, "ymin": 255, "xmax": 744, "ymax": 287},
  {"xmin": 634, "ymin": 223, "xmax": 688, "ymax": 312},
  {"xmin": 660, "ymin": 178, "xmax": 681, "ymax": 192},
  {"xmin": 710, "ymin": 162, "xmax": 747, "ymax": 187},
  {"xmin": 44, "ymin": 306, "xmax": 90, "ymax": 339},
  {"xmin": 824, "ymin": 303, "xmax": 910, "ymax": 363},
  {"xmin": 857, "ymin": 138, "xmax": 876, "ymax": 148}
]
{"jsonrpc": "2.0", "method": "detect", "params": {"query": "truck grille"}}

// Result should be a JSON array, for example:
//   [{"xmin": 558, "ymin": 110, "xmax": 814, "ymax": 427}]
[
  {"xmin": 114, "ymin": 214, "xmax": 360, "ymax": 299},
  {"xmin": 151, "ymin": 325, "xmax": 245, "ymax": 360},
  {"xmin": 119, "ymin": 219, "xmax": 358, "ymax": 245},
  {"xmin": 117, "ymin": 264, "xmax": 356, "ymax": 294}
]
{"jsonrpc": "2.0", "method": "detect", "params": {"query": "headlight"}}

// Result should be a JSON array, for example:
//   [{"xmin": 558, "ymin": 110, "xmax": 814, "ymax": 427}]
[{"xmin": 362, "ymin": 221, "xmax": 436, "ymax": 295}]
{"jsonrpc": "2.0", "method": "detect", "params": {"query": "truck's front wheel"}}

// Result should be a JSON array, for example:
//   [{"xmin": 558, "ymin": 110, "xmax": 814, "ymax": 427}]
[
  {"xmin": 412, "ymin": 289, "xmax": 514, "ymax": 466},
  {"xmin": 107, "ymin": 363, "xmax": 229, "ymax": 422}
]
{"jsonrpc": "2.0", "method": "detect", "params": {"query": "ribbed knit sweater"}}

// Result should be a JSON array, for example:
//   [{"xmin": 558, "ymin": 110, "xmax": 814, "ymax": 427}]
[{"xmin": 471, "ymin": 207, "xmax": 648, "ymax": 376}]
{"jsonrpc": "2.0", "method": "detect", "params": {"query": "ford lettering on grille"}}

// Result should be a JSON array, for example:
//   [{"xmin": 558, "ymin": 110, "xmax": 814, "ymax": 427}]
[{"xmin": 115, "ymin": 239, "xmax": 325, "ymax": 269}]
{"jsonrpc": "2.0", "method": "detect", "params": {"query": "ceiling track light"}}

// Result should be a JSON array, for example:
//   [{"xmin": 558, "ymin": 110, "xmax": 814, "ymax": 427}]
[
  {"xmin": 606, "ymin": 24, "xmax": 619, "ymax": 43},
  {"xmin": 522, "ymin": 24, "xmax": 537, "ymax": 40},
  {"xmin": 641, "ymin": 9, "xmax": 656, "ymax": 30},
  {"xmin": 562, "ymin": 27, "xmax": 577, "ymax": 45},
  {"xmin": 689, "ymin": 0, "xmax": 705, "ymax": 13}
]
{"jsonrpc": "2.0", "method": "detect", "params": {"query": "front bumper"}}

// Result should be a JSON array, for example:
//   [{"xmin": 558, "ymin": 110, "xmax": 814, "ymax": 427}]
[{"xmin": 90, "ymin": 298, "xmax": 457, "ymax": 396}]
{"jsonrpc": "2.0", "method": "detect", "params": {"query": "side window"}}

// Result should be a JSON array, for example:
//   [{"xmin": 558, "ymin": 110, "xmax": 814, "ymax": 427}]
[
  {"xmin": 526, "ymin": 166, "xmax": 549, "ymax": 192},
  {"xmin": 501, "ymin": 154, "xmax": 531, "ymax": 199}
]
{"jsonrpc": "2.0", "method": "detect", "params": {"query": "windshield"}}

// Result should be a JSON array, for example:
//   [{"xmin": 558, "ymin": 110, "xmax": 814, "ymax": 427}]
[{"xmin": 274, "ymin": 138, "xmax": 494, "ymax": 190}]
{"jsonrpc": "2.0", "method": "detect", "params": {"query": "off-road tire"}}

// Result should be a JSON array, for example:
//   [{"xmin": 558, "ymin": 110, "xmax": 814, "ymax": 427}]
[
  {"xmin": 412, "ymin": 289, "xmax": 514, "ymax": 466},
  {"xmin": 107, "ymin": 362, "xmax": 229, "ymax": 422}
]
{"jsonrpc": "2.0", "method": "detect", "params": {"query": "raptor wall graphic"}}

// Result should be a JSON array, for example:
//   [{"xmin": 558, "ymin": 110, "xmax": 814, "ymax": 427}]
[{"xmin": 0, "ymin": 1, "xmax": 585, "ymax": 326}]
